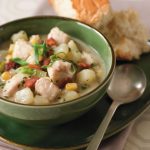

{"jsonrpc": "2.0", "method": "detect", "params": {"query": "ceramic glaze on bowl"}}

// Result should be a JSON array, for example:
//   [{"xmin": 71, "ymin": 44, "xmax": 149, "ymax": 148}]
[{"xmin": 0, "ymin": 16, "xmax": 115, "ymax": 125}]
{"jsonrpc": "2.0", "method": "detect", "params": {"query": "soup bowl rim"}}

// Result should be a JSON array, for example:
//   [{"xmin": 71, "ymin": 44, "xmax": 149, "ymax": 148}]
[{"xmin": 0, "ymin": 16, "xmax": 116, "ymax": 108}]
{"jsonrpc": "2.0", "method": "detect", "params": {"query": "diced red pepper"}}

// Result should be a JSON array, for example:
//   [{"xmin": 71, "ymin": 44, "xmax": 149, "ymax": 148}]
[
  {"xmin": 24, "ymin": 77, "xmax": 39, "ymax": 88},
  {"xmin": 46, "ymin": 38, "xmax": 57, "ymax": 46},
  {"xmin": 78, "ymin": 62, "xmax": 91, "ymax": 69},
  {"xmin": 5, "ymin": 61, "xmax": 18, "ymax": 71},
  {"xmin": 43, "ymin": 58, "xmax": 50, "ymax": 66},
  {"xmin": 28, "ymin": 64, "xmax": 41, "ymax": 70}
]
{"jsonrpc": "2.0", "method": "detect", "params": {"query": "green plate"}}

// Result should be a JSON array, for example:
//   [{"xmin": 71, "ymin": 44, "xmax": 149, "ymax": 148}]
[{"xmin": 0, "ymin": 53, "xmax": 150, "ymax": 150}]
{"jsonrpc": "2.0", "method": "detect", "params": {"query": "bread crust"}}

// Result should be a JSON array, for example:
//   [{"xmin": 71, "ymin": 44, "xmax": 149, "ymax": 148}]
[
  {"xmin": 72, "ymin": 0, "xmax": 111, "ymax": 27},
  {"xmin": 49, "ymin": 0, "xmax": 112, "ymax": 28}
]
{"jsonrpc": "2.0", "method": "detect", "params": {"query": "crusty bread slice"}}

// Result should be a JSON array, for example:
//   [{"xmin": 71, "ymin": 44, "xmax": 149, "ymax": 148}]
[{"xmin": 49, "ymin": 0, "xmax": 150, "ymax": 60}]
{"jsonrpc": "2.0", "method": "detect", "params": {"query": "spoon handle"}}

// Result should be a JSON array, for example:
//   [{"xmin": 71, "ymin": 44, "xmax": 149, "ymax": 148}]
[{"xmin": 86, "ymin": 101, "xmax": 120, "ymax": 150}]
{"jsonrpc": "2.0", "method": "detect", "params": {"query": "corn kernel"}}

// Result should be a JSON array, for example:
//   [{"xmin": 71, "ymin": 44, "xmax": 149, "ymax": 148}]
[
  {"xmin": 1, "ymin": 71, "xmax": 11, "ymax": 81},
  {"xmin": 65, "ymin": 83, "xmax": 78, "ymax": 91}
]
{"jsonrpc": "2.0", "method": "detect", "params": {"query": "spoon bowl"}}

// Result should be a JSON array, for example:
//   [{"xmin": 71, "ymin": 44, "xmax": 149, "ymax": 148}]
[
  {"xmin": 107, "ymin": 64, "xmax": 147, "ymax": 103},
  {"xmin": 86, "ymin": 64, "xmax": 147, "ymax": 150}
]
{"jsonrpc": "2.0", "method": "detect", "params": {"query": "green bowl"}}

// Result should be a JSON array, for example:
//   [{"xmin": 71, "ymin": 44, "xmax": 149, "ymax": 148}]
[{"xmin": 0, "ymin": 16, "xmax": 115, "ymax": 126}]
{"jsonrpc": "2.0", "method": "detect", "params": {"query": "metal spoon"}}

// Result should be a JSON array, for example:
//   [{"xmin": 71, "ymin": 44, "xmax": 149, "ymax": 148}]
[{"xmin": 86, "ymin": 64, "xmax": 147, "ymax": 150}]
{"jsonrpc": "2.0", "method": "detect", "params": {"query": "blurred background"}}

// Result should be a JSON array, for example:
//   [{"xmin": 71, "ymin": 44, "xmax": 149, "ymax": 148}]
[{"xmin": 0, "ymin": 0, "xmax": 149, "ymax": 30}]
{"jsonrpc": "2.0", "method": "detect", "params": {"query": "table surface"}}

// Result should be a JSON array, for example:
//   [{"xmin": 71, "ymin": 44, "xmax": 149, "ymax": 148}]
[{"xmin": 0, "ymin": 0, "xmax": 150, "ymax": 150}]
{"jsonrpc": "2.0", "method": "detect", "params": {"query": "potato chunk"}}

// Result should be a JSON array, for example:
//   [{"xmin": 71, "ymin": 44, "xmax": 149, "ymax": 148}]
[
  {"xmin": 15, "ymin": 88, "xmax": 34, "ymax": 104},
  {"xmin": 77, "ymin": 69, "xmax": 96, "ymax": 86},
  {"xmin": 11, "ymin": 30, "xmax": 28, "ymax": 43},
  {"xmin": 34, "ymin": 95, "xmax": 50, "ymax": 105},
  {"xmin": 64, "ymin": 90, "xmax": 79, "ymax": 101}
]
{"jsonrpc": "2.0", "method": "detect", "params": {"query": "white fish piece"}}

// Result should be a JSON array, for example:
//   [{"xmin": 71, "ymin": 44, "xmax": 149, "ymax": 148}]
[
  {"xmin": 35, "ymin": 78, "xmax": 61, "ymax": 101},
  {"xmin": 47, "ymin": 60, "xmax": 74, "ymax": 86},
  {"xmin": 63, "ymin": 90, "xmax": 79, "ymax": 101},
  {"xmin": 48, "ymin": 27, "xmax": 70, "ymax": 44},
  {"xmin": 3, "ymin": 73, "xmax": 27, "ymax": 97},
  {"xmin": 12, "ymin": 39, "xmax": 33, "ymax": 60}
]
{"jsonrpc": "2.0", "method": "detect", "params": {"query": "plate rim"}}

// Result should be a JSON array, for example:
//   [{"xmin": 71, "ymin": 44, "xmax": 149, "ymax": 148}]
[{"xmin": 0, "ymin": 98, "xmax": 150, "ymax": 150}]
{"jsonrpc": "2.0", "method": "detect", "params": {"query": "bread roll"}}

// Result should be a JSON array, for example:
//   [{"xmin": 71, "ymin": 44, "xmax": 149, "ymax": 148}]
[
  {"xmin": 49, "ymin": 0, "xmax": 113, "ymax": 28},
  {"xmin": 100, "ymin": 9, "xmax": 150, "ymax": 60}
]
